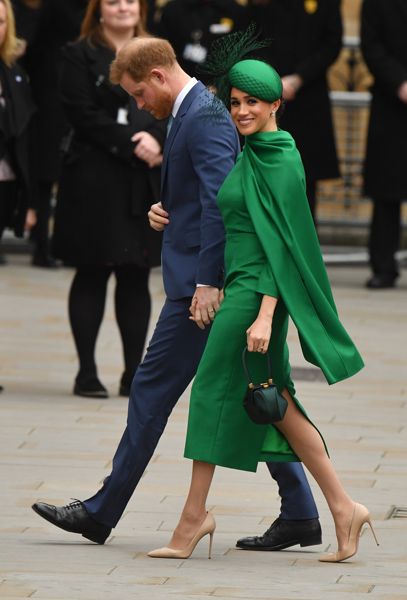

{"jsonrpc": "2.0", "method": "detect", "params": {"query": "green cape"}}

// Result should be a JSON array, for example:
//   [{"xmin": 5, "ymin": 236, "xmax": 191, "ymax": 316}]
[{"xmin": 241, "ymin": 130, "xmax": 364, "ymax": 384}]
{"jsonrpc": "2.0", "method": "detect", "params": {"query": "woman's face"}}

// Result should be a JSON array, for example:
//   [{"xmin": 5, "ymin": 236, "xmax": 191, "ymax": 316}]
[
  {"xmin": 230, "ymin": 87, "xmax": 277, "ymax": 136},
  {"xmin": 0, "ymin": 3, "xmax": 7, "ymax": 49},
  {"xmin": 100, "ymin": 0, "xmax": 140, "ymax": 33}
]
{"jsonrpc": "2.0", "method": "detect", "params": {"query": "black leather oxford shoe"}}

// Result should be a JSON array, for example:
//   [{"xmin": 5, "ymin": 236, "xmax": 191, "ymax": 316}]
[
  {"xmin": 236, "ymin": 517, "xmax": 322, "ymax": 551},
  {"xmin": 32, "ymin": 500, "xmax": 111, "ymax": 544}
]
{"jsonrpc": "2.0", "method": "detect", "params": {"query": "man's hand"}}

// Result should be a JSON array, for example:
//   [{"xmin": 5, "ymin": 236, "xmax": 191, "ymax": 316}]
[
  {"xmin": 189, "ymin": 286, "xmax": 221, "ymax": 329},
  {"xmin": 281, "ymin": 75, "xmax": 303, "ymax": 102},
  {"xmin": 148, "ymin": 202, "xmax": 169, "ymax": 231},
  {"xmin": 132, "ymin": 131, "xmax": 161, "ymax": 167}
]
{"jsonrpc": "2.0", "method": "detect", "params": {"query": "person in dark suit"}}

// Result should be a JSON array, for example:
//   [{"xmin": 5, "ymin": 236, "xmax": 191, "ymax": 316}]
[
  {"xmin": 249, "ymin": 0, "xmax": 342, "ymax": 220},
  {"xmin": 32, "ymin": 36, "xmax": 322, "ymax": 552},
  {"xmin": 156, "ymin": 0, "xmax": 247, "ymax": 81},
  {"xmin": 0, "ymin": 0, "xmax": 36, "ymax": 244},
  {"xmin": 51, "ymin": 0, "xmax": 165, "ymax": 398},
  {"xmin": 361, "ymin": 0, "xmax": 407, "ymax": 289}
]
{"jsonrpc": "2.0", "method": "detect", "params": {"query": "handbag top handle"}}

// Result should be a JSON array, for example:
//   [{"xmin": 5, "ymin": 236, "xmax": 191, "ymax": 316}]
[{"xmin": 241, "ymin": 347, "xmax": 273, "ymax": 389}]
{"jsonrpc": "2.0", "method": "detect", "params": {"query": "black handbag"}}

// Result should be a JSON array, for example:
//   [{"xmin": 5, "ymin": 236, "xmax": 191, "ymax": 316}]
[{"xmin": 242, "ymin": 347, "xmax": 288, "ymax": 424}]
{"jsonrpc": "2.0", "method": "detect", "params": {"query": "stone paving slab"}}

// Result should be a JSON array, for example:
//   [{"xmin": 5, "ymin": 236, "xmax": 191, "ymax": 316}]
[{"xmin": 1, "ymin": 256, "xmax": 407, "ymax": 599}]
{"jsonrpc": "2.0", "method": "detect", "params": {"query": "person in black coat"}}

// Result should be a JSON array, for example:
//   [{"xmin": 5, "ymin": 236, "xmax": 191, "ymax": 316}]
[
  {"xmin": 0, "ymin": 0, "xmax": 36, "ymax": 242},
  {"xmin": 156, "ymin": 0, "xmax": 247, "ymax": 81},
  {"xmin": 249, "ymin": 0, "xmax": 342, "ymax": 220},
  {"xmin": 52, "ymin": 0, "xmax": 166, "ymax": 398},
  {"xmin": 361, "ymin": 0, "xmax": 407, "ymax": 289},
  {"xmin": 15, "ymin": 0, "xmax": 87, "ymax": 267}
]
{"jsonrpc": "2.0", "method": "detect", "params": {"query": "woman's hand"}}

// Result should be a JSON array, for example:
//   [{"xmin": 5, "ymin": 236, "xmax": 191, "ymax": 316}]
[
  {"xmin": 281, "ymin": 74, "xmax": 303, "ymax": 101},
  {"xmin": 398, "ymin": 81, "xmax": 407, "ymax": 103},
  {"xmin": 132, "ymin": 131, "xmax": 161, "ymax": 167},
  {"xmin": 246, "ymin": 316, "xmax": 272, "ymax": 353},
  {"xmin": 246, "ymin": 295, "xmax": 278, "ymax": 353},
  {"xmin": 24, "ymin": 209, "xmax": 37, "ymax": 231}
]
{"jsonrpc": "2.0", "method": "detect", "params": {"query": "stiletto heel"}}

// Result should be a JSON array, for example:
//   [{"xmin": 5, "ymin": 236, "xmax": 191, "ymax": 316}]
[
  {"xmin": 148, "ymin": 512, "xmax": 216, "ymax": 559},
  {"xmin": 366, "ymin": 518, "xmax": 380, "ymax": 546},
  {"xmin": 319, "ymin": 502, "xmax": 379, "ymax": 563},
  {"xmin": 208, "ymin": 530, "xmax": 214, "ymax": 559}
]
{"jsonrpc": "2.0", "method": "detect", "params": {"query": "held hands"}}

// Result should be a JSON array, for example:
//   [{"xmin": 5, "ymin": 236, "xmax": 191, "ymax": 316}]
[
  {"xmin": 132, "ymin": 131, "xmax": 162, "ymax": 168},
  {"xmin": 148, "ymin": 202, "xmax": 169, "ymax": 231},
  {"xmin": 189, "ymin": 287, "xmax": 222, "ymax": 329}
]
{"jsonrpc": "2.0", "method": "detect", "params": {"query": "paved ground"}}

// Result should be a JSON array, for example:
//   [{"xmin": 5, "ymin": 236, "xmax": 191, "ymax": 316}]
[{"xmin": 1, "ymin": 255, "xmax": 406, "ymax": 600}]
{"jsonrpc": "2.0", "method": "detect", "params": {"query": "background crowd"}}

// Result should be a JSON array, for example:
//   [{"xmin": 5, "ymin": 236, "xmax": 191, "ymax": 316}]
[{"xmin": 0, "ymin": 0, "xmax": 406, "ymax": 395}]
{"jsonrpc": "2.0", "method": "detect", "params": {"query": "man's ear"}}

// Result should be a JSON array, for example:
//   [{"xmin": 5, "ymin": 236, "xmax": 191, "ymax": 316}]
[{"xmin": 150, "ymin": 69, "xmax": 166, "ymax": 85}]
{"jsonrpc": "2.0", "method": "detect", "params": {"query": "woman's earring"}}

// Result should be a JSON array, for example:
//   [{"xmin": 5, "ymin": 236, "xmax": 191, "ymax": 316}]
[
  {"xmin": 100, "ymin": 16, "xmax": 104, "ymax": 23},
  {"xmin": 271, "ymin": 111, "xmax": 276, "ymax": 117}
]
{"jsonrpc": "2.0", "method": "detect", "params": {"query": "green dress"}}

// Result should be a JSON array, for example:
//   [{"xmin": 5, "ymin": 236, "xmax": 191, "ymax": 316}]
[{"xmin": 184, "ymin": 130, "xmax": 364, "ymax": 472}]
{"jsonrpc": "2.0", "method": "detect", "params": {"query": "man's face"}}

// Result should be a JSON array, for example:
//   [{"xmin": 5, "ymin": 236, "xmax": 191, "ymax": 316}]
[{"xmin": 120, "ymin": 71, "xmax": 173, "ymax": 120}]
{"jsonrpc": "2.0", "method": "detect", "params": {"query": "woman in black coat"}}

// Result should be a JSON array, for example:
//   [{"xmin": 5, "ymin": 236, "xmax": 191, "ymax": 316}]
[
  {"xmin": 14, "ymin": 0, "xmax": 87, "ymax": 268},
  {"xmin": 0, "ymin": 0, "xmax": 36, "ymax": 241},
  {"xmin": 249, "ymin": 0, "xmax": 342, "ymax": 219},
  {"xmin": 361, "ymin": 0, "xmax": 407, "ymax": 289},
  {"xmin": 53, "ymin": 0, "xmax": 166, "ymax": 398}
]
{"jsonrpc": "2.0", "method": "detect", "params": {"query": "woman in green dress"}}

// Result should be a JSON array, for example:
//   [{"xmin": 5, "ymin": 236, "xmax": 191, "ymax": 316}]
[{"xmin": 148, "ymin": 58, "xmax": 378, "ymax": 563}]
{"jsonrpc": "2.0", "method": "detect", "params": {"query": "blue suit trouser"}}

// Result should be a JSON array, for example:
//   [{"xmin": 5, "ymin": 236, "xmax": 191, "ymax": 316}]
[{"xmin": 84, "ymin": 298, "xmax": 318, "ymax": 528}]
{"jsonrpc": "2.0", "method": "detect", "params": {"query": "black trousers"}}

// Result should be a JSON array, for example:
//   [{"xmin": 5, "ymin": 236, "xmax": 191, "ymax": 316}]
[
  {"xmin": 369, "ymin": 198, "xmax": 402, "ymax": 280},
  {"xmin": 69, "ymin": 264, "xmax": 151, "ymax": 387}
]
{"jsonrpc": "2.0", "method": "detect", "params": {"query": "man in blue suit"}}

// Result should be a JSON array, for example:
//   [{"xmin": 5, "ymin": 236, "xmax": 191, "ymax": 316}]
[{"xmin": 32, "ymin": 37, "xmax": 322, "ymax": 551}]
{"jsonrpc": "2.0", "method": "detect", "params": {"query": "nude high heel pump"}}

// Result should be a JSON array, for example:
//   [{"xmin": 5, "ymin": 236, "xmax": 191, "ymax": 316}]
[
  {"xmin": 148, "ymin": 512, "xmax": 216, "ymax": 559},
  {"xmin": 319, "ymin": 502, "xmax": 379, "ymax": 563}
]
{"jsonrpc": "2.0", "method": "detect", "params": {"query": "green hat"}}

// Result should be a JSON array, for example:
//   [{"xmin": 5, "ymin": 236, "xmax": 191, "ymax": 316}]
[{"xmin": 228, "ymin": 59, "xmax": 282, "ymax": 103}]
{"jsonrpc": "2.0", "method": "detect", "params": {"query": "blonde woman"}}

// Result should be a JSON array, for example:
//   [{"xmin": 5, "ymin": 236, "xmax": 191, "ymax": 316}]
[{"xmin": 0, "ymin": 0, "xmax": 36, "ymax": 242}]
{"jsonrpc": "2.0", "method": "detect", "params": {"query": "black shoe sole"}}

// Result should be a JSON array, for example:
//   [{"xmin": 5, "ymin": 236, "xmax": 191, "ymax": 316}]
[
  {"xmin": 31, "ymin": 504, "xmax": 110, "ymax": 545},
  {"xmin": 73, "ymin": 389, "xmax": 109, "ymax": 399},
  {"xmin": 81, "ymin": 531, "xmax": 110, "ymax": 545},
  {"xmin": 236, "ymin": 535, "xmax": 322, "ymax": 551},
  {"xmin": 73, "ymin": 384, "xmax": 109, "ymax": 399}
]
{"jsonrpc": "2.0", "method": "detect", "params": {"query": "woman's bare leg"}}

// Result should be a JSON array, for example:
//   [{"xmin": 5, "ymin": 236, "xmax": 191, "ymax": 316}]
[
  {"xmin": 167, "ymin": 460, "xmax": 215, "ymax": 550},
  {"xmin": 275, "ymin": 389, "xmax": 355, "ymax": 551}
]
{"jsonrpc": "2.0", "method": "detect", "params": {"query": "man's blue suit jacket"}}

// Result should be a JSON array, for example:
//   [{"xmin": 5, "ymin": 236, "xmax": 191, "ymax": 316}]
[{"xmin": 160, "ymin": 81, "xmax": 240, "ymax": 300}]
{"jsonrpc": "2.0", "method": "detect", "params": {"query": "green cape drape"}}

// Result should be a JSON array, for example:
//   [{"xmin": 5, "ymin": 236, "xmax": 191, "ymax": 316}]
[{"xmin": 241, "ymin": 130, "xmax": 364, "ymax": 384}]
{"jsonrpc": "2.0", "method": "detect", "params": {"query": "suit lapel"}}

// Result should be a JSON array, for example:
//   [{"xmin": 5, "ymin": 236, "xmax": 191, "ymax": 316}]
[{"xmin": 160, "ymin": 81, "xmax": 205, "ymax": 199}]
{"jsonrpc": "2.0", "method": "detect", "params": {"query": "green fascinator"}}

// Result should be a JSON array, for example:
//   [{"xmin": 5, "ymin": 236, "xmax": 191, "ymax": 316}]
[
  {"xmin": 200, "ymin": 24, "xmax": 282, "ymax": 107},
  {"xmin": 228, "ymin": 60, "xmax": 282, "ymax": 103}
]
